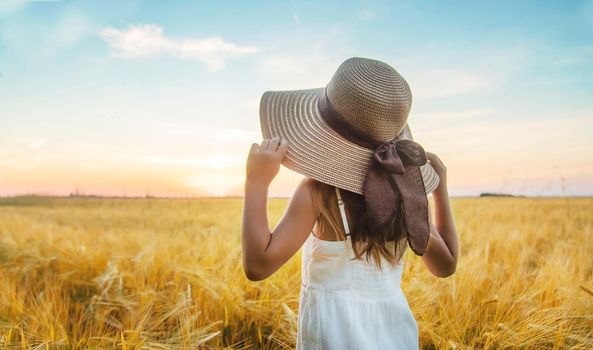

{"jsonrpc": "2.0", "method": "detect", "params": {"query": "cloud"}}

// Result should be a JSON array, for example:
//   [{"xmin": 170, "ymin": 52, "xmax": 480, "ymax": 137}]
[
  {"xmin": 389, "ymin": 43, "xmax": 533, "ymax": 100},
  {"xmin": 552, "ymin": 45, "xmax": 593, "ymax": 66},
  {"xmin": 413, "ymin": 109, "xmax": 495, "ymax": 122},
  {"xmin": 99, "ymin": 24, "xmax": 259, "ymax": 71},
  {"xmin": 71, "ymin": 81, "xmax": 96, "ymax": 90},
  {"xmin": 0, "ymin": 8, "xmax": 92, "ymax": 60},
  {"xmin": 0, "ymin": 0, "xmax": 24, "ymax": 16},
  {"xmin": 28, "ymin": 139, "xmax": 46, "ymax": 149},
  {"xmin": 255, "ymin": 22, "xmax": 345, "ymax": 89},
  {"xmin": 146, "ymin": 122, "xmax": 258, "ymax": 141},
  {"xmin": 360, "ymin": 10, "xmax": 377, "ymax": 21},
  {"xmin": 55, "ymin": 10, "xmax": 92, "ymax": 46},
  {"xmin": 185, "ymin": 173, "xmax": 245, "ymax": 196},
  {"xmin": 141, "ymin": 154, "xmax": 244, "ymax": 170},
  {"xmin": 258, "ymin": 54, "xmax": 340, "ymax": 89},
  {"xmin": 410, "ymin": 68, "xmax": 497, "ymax": 99}
]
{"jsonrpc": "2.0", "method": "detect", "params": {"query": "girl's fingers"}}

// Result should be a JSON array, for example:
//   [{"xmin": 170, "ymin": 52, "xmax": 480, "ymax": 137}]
[
  {"xmin": 249, "ymin": 143, "xmax": 259, "ymax": 154},
  {"xmin": 268, "ymin": 137, "xmax": 281, "ymax": 152},
  {"xmin": 277, "ymin": 138, "xmax": 288, "ymax": 155},
  {"xmin": 426, "ymin": 152, "xmax": 441, "ymax": 166},
  {"xmin": 255, "ymin": 137, "xmax": 286, "ymax": 154}
]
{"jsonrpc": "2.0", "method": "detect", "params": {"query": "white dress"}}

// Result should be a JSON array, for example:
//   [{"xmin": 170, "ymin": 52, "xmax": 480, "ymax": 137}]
[{"xmin": 296, "ymin": 188, "xmax": 419, "ymax": 350}]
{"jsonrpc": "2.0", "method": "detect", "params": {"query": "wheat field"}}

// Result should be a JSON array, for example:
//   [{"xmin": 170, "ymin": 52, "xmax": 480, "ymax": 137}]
[{"xmin": 0, "ymin": 196, "xmax": 591, "ymax": 349}]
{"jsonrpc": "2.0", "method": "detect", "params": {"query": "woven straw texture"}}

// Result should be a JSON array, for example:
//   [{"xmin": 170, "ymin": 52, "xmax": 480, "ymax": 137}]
[
  {"xmin": 326, "ymin": 57, "xmax": 412, "ymax": 141},
  {"xmin": 259, "ymin": 57, "xmax": 439, "ymax": 195}
]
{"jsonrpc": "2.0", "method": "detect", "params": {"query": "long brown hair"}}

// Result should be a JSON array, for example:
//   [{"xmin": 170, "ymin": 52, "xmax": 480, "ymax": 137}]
[{"xmin": 307, "ymin": 178, "xmax": 408, "ymax": 268}]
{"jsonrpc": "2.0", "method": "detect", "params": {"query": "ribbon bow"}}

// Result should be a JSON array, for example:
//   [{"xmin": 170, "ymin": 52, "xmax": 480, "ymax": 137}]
[
  {"xmin": 362, "ymin": 138, "xmax": 431, "ymax": 255},
  {"xmin": 317, "ymin": 91, "xmax": 432, "ymax": 256}
]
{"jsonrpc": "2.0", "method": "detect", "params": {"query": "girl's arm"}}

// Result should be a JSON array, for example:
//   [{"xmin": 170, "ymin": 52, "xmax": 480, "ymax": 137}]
[
  {"xmin": 421, "ymin": 152, "xmax": 459, "ymax": 278},
  {"xmin": 242, "ymin": 137, "xmax": 318, "ymax": 281}
]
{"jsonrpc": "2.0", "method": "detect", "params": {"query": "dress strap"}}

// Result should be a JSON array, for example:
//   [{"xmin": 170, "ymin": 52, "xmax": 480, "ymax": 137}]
[{"xmin": 335, "ymin": 187, "xmax": 351, "ymax": 236}]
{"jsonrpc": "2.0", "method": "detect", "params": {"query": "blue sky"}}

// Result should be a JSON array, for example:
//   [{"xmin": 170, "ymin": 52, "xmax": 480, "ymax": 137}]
[{"xmin": 1, "ymin": 0, "xmax": 592, "ymax": 197}]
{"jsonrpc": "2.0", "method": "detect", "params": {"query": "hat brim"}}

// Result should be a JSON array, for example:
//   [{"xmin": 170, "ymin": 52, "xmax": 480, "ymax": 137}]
[{"xmin": 260, "ymin": 88, "xmax": 440, "ymax": 195}]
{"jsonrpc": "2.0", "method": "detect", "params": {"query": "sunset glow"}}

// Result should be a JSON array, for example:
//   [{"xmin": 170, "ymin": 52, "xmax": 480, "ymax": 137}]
[{"xmin": 1, "ymin": 1, "xmax": 592, "ymax": 197}]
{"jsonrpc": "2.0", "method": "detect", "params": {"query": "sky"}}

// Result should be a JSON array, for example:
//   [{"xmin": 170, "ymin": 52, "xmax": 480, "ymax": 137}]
[{"xmin": 1, "ymin": 0, "xmax": 592, "ymax": 197}]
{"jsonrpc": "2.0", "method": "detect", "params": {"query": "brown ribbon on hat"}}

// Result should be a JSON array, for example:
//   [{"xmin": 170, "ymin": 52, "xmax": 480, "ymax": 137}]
[{"xmin": 318, "ymin": 90, "xmax": 431, "ymax": 255}]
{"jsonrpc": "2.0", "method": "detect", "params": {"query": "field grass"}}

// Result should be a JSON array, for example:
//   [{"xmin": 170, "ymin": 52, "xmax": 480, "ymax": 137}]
[{"xmin": 0, "ymin": 196, "xmax": 591, "ymax": 349}]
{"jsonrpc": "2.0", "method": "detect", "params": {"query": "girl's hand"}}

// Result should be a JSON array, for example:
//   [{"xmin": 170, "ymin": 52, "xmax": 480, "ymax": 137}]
[
  {"xmin": 426, "ymin": 152, "xmax": 448, "ymax": 194},
  {"xmin": 246, "ymin": 137, "xmax": 288, "ymax": 188}
]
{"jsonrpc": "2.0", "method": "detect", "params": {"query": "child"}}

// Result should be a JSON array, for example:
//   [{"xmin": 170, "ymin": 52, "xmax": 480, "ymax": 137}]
[{"xmin": 242, "ymin": 57, "xmax": 458, "ymax": 349}]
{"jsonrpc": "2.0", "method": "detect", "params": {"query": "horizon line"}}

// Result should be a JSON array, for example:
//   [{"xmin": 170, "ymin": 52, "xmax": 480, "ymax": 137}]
[{"xmin": 1, "ymin": 194, "xmax": 592, "ymax": 200}]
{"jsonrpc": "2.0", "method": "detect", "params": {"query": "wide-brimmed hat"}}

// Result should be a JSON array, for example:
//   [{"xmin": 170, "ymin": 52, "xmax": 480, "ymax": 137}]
[
  {"xmin": 259, "ymin": 57, "xmax": 439, "ymax": 255},
  {"xmin": 259, "ymin": 57, "xmax": 439, "ymax": 195}
]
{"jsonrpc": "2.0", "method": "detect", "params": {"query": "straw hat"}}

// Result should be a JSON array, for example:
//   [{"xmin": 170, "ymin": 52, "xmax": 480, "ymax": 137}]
[{"xmin": 259, "ymin": 57, "xmax": 439, "ymax": 196}]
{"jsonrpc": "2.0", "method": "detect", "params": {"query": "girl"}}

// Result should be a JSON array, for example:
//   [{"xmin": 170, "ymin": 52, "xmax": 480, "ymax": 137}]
[{"xmin": 242, "ymin": 57, "xmax": 458, "ymax": 349}]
